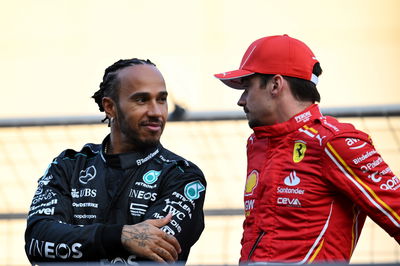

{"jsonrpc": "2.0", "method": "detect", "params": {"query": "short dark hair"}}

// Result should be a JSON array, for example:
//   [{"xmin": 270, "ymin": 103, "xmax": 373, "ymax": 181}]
[
  {"xmin": 92, "ymin": 58, "xmax": 156, "ymax": 123},
  {"xmin": 257, "ymin": 62, "xmax": 323, "ymax": 103}
]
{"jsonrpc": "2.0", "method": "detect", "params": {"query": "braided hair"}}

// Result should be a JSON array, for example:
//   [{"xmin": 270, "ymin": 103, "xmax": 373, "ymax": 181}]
[{"xmin": 92, "ymin": 58, "xmax": 156, "ymax": 123}]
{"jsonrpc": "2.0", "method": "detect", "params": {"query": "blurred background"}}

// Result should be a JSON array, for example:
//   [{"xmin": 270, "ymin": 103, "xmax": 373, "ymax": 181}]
[{"xmin": 0, "ymin": 0, "xmax": 399, "ymax": 265}]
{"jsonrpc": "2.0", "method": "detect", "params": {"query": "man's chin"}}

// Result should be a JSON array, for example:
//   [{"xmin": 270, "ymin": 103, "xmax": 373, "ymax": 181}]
[
  {"xmin": 136, "ymin": 138, "xmax": 160, "ymax": 150},
  {"xmin": 248, "ymin": 120, "xmax": 261, "ymax": 129}
]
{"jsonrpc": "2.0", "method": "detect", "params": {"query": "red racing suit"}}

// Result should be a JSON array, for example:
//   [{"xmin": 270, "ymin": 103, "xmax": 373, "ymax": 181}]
[{"xmin": 241, "ymin": 104, "xmax": 400, "ymax": 263}]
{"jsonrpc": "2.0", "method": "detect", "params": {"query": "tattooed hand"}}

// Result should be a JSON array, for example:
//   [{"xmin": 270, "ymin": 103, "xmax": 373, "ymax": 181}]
[{"xmin": 121, "ymin": 213, "xmax": 182, "ymax": 262}]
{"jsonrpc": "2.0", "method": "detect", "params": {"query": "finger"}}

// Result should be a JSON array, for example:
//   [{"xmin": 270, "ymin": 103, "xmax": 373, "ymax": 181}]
[
  {"xmin": 156, "ymin": 236, "xmax": 179, "ymax": 261},
  {"xmin": 148, "ymin": 252, "xmax": 167, "ymax": 264},
  {"xmin": 154, "ymin": 246, "xmax": 176, "ymax": 262},
  {"xmin": 163, "ymin": 232, "xmax": 181, "ymax": 254},
  {"xmin": 146, "ymin": 213, "xmax": 172, "ymax": 228}
]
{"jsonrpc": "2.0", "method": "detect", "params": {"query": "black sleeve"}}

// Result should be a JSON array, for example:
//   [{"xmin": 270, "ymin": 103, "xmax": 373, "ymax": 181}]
[
  {"xmin": 24, "ymin": 155, "xmax": 124, "ymax": 262},
  {"xmin": 143, "ymin": 161, "xmax": 207, "ymax": 262}
]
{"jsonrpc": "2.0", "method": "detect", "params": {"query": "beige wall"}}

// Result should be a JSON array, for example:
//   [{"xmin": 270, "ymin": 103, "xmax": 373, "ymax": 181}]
[{"xmin": 1, "ymin": 0, "xmax": 399, "ymax": 118}]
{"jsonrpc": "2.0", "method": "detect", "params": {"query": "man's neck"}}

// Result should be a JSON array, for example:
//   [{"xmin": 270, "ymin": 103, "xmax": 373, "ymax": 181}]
[{"xmin": 275, "ymin": 99, "xmax": 313, "ymax": 124}]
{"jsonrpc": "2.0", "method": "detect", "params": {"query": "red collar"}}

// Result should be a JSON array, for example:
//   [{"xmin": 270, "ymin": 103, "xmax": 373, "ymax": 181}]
[{"xmin": 253, "ymin": 104, "xmax": 323, "ymax": 138}]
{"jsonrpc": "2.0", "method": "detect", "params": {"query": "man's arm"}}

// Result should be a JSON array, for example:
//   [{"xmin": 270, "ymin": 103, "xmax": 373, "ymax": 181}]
[
  {"xmin": 324, "ymin": 133, "xmax": 400, "ymax": 243},
  {"xmin": 25, "ymin": 155, "xmax": 184, "ymax": 263},
  {"xmin": 121, "ymin": 213, "xmax": 181, "ymax": 262},
  {"xmin": 24, "ymin": 157, "xmax": 125, "ymax": 262},
  {"xmin": 140, "ymin": 163, "xmax": 207, "ymax": 262}
]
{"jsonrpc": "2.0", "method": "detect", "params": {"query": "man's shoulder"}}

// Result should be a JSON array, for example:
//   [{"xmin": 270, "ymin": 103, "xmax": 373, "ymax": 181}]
[
  {"xmin": 57, "ymin": 142, "xmax": 101, "ymax": 161},
  {"xmin": 315, "ymin": 115, "xmax": 360, "ymax": 134},
  {"xmin": 158, "ymin": 146, "xmax": 204, "ymax": 176},
  {"xmin": 311, "ymin": 115, "xmax": 370, "ymax": 143}
]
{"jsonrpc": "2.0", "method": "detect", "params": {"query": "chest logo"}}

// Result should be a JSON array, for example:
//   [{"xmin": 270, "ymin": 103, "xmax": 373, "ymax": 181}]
[
  {"xmin": 245, "ymin": 170, "xmax": 259, "ymax": 196},
  {"xmin": 143, "ymin": 170, "xmax": 161, "ymax": 185},
  {"xmin": 284, "ymin": 170, "xmax": 301, "ymax": 186},
  {"xmin": 79, "ymin": 166, "xmax": 96, "ymax": 184},
  {"xmin": 293, "ymin": 141, "xmax": 307, "ymax": 163}
]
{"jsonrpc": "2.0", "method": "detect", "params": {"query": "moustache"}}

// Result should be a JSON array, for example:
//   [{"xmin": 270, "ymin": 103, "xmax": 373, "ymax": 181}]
[{"xmin": 140, "ymin": 118, "xmax": 164, "ymax": 127}]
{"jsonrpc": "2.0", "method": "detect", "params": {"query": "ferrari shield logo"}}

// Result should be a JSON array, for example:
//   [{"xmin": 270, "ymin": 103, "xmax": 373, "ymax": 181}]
[{"xmin": 293, "ymin": 141, "xmax": 307, "ymax": 163}]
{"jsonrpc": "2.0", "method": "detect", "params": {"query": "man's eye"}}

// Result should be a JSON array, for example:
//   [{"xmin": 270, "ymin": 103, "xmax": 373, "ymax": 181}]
[
  {"xmin": 135, "ymin": 97, "xmax": 146, "ymax": 103},
  {"xmin": 158, "ymin": 97, "xmax": 167, "ymax": 103}
]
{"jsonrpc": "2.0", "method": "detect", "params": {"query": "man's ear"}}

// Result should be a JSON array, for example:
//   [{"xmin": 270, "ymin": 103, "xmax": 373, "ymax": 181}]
[
  {"xmin": 270, "ymin": 75, "xmax": 285, "ymax": 97},
  {"xmin": 102, "ymin": 97, "xmax": 116, "ymax": 119}
]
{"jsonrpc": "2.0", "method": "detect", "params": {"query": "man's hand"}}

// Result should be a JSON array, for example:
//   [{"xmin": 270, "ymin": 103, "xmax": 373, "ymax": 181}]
[{"xmin": 121, "ymin": 213, "xmax": 182, "ymax": 262}]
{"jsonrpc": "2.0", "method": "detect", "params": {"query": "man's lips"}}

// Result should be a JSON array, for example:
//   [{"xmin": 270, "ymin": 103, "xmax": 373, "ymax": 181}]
[{"xmin": 141, "ymin": 122, "xmax": 163, "ymax": 131}]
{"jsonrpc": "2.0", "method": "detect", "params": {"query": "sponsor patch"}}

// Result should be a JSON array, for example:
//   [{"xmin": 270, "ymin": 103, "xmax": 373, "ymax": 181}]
[
  {"xmin": 73, "ymin": 214, "xmax": 96, "ymax": 219},
  {"xmin": 245, "ymin": 170, "xmax": 258, "ymax": 196},
  {"xmin": 352, "ymin": 150, "xmax": 377, "ymax": 164},
  {"xmin": 72, "ymin": 202, "xmax": 98, "ymax": 208},
  {"xmin": 71, "ymin": 188, "xmax": 97, "ymax": 198},
  {"xmin": 277, "ymin": 187, "xmax": 305, "ymax": 195},
  {"xmin": 137, "ymin": 149, "xmax": 159, "ymax": 165},
  {"xmin": 284, "ymin": 171, "xmax": 301, "ymax": 186},
  {"xmin": 184, "ymin": 181, "xmax": 205, "ymax": 200},
  {"xmin": 78, "ymin": 166, "xmax": 96, "ymax": 184},
  {"xmin": 35, "ymin": 174, "xmax": 54, "ymax": 196},
  {"xmin": 294, "ymin": 111, "xmax": 311, "ymax": 123},
  {"xmin": 28, "ymin": 239, "xmax": 82, "ymax": 259},
  {"xmin": 345, "ymin": 138, "xmax": 367, "ymax": 150},
  {"xmin": 293, "ymin": 141, "xmax": 307, "ymax": 163},
  {"xmin": 130, "ymin": 203, "xmax": 147, "ymax": 217},
  {"xmin": 360, "ymin": 157, "xmax": 383, "ymax": 173},
  {"xmin": 143, "ymin": 170, "xmax": 161, "ymax": 185},
  {"xmin": 277, "ymin": 197, "xmax": 302, "ymax": 207},
  {"xmin": 129, "ymin": 189, "xmax": 157, "ymax": 201},
  {"xmin": 380, "ymin": 176, "xmax": 400, "ymax": 191},
  {"xmin": 32, "ymin": 189, "xmax": 56, "ymax": 205},
  {"xmin": 245, "ymin": 199, "xmax": 255, "ymax": 216},
  {"xmin": 161, "ymin": 225, "xmax": 176, "ymax": 235}
]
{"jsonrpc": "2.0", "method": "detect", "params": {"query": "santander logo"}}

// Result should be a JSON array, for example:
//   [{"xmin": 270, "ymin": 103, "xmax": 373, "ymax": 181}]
[{"xmin": 284, "ymin": 171, "xmax": 301, "ymax": 186}]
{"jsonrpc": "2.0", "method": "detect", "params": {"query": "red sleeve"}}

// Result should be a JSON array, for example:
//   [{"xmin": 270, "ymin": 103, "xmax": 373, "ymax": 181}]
[{"xmin": 323, "ymin": 133, "xmax": 400, "ymax": 243}]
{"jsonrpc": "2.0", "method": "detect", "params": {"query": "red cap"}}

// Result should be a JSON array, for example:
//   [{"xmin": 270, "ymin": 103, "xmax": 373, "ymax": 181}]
[{"xmin": 214, "ymin": 35, "xmax": 319, "ymax": 89}]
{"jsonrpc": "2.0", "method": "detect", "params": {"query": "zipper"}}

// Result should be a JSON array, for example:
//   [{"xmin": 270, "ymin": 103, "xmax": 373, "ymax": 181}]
[
  {"xmin": 248, "ymin": 231, "xmax": 266, "ymax": 261},
  {"xmin": 102, "ymin": 167, "xmax": 139, "ymax": 222}
]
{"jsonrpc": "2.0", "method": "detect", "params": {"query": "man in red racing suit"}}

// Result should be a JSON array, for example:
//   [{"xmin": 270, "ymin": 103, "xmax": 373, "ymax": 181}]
[{"xmin": 214, "ymin": 34, "xmax": 400, "ymax": 263}]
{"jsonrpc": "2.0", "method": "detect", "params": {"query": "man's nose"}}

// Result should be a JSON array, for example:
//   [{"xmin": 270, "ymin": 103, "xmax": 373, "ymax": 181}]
[
  {"xmin": 148, "ymin": 101, "xmax": 163, "ymax": 117},
  {"xmin": 237, "ymin": 93, "xmax": 246, "ymax": 107}
]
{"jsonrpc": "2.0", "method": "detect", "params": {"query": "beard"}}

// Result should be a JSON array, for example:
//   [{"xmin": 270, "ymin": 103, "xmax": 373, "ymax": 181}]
[
  {"xmin": 115, "ymin": 105, "xmax": 161, "ymax": 151},
  {"xmin": 247, "ymin": 115, "xmax": 264, "ymax": 128},
  {"xmin": 248, "ymin": 120, "xmax": 263, "ymax": 128}
]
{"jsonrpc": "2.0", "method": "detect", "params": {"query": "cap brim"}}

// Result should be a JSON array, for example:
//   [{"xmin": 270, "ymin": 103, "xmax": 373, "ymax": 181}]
[{"xmin": 214, "ymin": 69, "xmax": 255, "ymax": 89}]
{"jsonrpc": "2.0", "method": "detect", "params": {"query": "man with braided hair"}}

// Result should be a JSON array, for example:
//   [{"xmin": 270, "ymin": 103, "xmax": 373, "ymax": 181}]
[{"xmin": 25, "ymin": 58, "xmax": 206, "ymax": 264}]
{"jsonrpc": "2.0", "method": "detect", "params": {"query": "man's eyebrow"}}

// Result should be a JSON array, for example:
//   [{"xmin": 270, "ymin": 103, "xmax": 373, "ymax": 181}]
[
  {"xmin": 129, "ymin": 92, "xmax": 150, "ymax": 99},
  {"xmin": 128, "ymin": 91, "xmax": 168, "ymax": 99}
]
